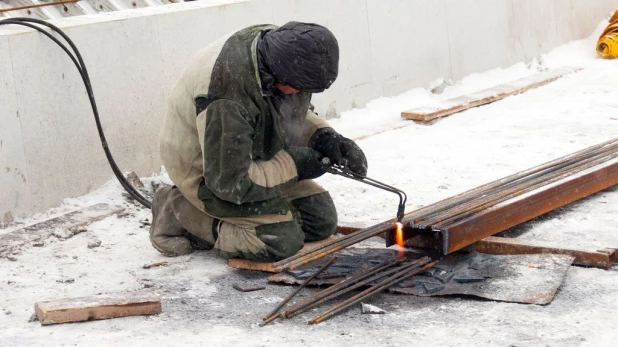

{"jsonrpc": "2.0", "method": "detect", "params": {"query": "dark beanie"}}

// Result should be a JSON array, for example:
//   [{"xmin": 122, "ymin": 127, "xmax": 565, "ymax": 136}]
[{"xmin": 257, "ymin": 22, "xmax": 339, "ymax": 93}]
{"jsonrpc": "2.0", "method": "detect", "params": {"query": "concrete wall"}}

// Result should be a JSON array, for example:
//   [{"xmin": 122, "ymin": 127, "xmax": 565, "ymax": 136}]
[{"xmin": 1, "ymin": 0, "xmax": 615, "ymax": 221}]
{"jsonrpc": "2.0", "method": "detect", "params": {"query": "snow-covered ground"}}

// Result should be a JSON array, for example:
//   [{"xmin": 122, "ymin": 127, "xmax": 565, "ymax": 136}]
[{"xmin": 1, "ymin": 22, "xmax": 618, "ymax": 346}]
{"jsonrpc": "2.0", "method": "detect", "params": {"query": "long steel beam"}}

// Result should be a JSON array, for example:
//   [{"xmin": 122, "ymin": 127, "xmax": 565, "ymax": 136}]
[{"xmin": 403, "ymin": 160, "xmax": 618, "ymax": 254}]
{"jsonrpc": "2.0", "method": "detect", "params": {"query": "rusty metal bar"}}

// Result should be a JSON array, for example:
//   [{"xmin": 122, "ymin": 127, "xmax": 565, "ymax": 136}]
[
  {"xmin": 281, "ymin": 259, "xmax": 397, "ymax": 317},
  {"xmin": 276, "ymin": 139, "xmax": 618, "ymax": 271},
  {"xmin": 308, "ymin": 260, "xmax": 437, "ymax": 324},
  {"xmin": 283, "ymin": 259, "xmax": 398, "ymax": 318},
  {"xmin": 282, "ymin": 258, "xmax": 413, "ymax": 318},
  {"xmin": 0, "ymin": 0, "xmax": 79, "ymax": 14},
  {"xmin": 427, "ymin": 148, "xmax": 618, "ymax": 228},
  {"xmin": 475, "ymin": 236, "xmax": 617, "ymax": 269},
  {"xmin": 421, "ymin": 152, "xmax": 618, "ymax": 233},
  {"xmin": 272, "ymin": 219, "xmax": 396, "ymax": 272},
  {"xmin": 403, "ymin": 138, "xmax": 618, "ymax": 223},
  {"xmin": 429, "ymin": 160, "xmax": 618, "ymax": 254},
  {"xmin": 260, "ymin": 257, "xmax": 336, "ymax": 327}
]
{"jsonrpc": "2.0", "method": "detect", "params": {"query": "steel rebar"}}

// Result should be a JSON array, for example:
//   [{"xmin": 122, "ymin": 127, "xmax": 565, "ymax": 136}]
[
  {"xmin": 280, "ymin": 259, "xmax": 398, "ymax": 317},
  {"xmin": 284, "ymin": 257, "xmax": 429, "ymax": 318},
  {"xmin": 308, "ymin": 260, "xmax": 438, "ymax": 324},
  {"xmin": 402, "ymin": 138, "xmax": 618, "ymax": 223},
  {"xmin": 430, "ymin": 151, "xmax": 618, "ymax": 228},
  {"xmin": 259, "ymin": 257, "xmax": 337, "ymax": 327}
]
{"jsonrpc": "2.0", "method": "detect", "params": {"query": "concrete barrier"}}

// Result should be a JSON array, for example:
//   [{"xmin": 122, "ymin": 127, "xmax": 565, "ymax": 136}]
[{"xmin": 1, "ymin": 0, "xmax": 615, "ymax": 221}]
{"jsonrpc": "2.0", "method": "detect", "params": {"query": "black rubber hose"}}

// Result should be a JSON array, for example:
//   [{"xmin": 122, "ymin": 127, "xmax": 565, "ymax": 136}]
[{"xmin": 0, "ymin": 17, "xmax": 152, "ymax": 209}]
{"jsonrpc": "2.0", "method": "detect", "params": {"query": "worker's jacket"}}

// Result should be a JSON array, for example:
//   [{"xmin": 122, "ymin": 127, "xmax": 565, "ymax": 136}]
[{"xmin": 160, "ymin": 25, "xmax": 329, "ymax": 218}]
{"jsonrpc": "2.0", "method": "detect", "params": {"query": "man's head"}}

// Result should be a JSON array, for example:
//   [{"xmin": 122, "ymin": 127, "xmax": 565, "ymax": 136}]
[{"xmin": 258, "ymin": 22, "xmax": 339, "ymax": 94}]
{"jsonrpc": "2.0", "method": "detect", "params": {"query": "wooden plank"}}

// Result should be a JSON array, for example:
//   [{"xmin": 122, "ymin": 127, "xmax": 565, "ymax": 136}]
[
  {"xmin": 475, "ymin": 236, "xmax": 617, "ymax": 269},
  {"xmin": 401, "ymin": 67, "xmax": 580, "ymax": 123},
  {"xmin": 227, "ymin": 236, "xmax": 339, "ymax": 273},
  {"xmin": 35, "ymin": 292, "xmax": 161, "ymax": 325},
  {"xmin": 0, "ymin": 203, "xmax": 124, "ymax": 255}
]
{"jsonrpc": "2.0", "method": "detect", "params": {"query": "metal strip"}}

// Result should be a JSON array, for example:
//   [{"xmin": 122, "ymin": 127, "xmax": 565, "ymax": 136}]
[{"xmin": 475, "ymin": 236, "xmax": 617, "ymax": 269}]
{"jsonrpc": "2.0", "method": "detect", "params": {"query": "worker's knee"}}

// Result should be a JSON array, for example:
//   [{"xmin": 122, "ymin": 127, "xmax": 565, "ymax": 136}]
[
  {"xmin": 214, "ymin": 220, "xmax": 304, "ymax": 262},
  {"xmin": 256, "ymin": 220, "xmax": 305, "ymax": 259},
  {"xmin": 292, "ymin": 191, "xmax": 337, "ymax": 241}
]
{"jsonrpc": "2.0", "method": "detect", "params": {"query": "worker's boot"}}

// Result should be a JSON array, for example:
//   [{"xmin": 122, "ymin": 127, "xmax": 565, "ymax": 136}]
[
  {"xmin": 149, "ymin": 186, "xmax": 217, "ymax": 256},
  {"xmin": 167, "ymin": 187, "xmax": 218, "ymax": 250}
]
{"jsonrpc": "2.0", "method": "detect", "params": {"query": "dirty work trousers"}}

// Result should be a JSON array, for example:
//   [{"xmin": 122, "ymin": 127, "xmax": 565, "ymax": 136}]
[{"xmin": 149, "ymin": 180, "xmax": 337, "ymax": 262}]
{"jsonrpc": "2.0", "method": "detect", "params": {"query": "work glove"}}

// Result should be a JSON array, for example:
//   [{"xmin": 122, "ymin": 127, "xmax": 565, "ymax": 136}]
[
  {"xmin": 286, "ymin": 146, "xmax": 328, "ymax": 180},
  {"xmin": 309, "ymin": 128, "xmax": 368, "ymax": 177}
]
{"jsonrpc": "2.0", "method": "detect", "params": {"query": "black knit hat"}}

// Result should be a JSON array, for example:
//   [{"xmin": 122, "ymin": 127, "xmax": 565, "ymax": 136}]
[{"xmin": 258, "ymin": 22, "xmax": 339, "ymax": 93}]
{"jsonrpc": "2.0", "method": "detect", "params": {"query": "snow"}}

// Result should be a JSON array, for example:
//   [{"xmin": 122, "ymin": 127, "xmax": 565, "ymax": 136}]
[{"xmin": 1, "ymin": 22, "xmax": 618, "ymax": 346}]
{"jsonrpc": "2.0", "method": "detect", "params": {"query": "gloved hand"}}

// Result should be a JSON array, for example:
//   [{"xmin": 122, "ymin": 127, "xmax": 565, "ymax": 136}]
[
  {"xmin": 309, "ymin": 128, "xmax": 368, "ymax": 177},
  {"xmin": 286, "ymin": 146, "xmax": 328, "ymax": 180}
]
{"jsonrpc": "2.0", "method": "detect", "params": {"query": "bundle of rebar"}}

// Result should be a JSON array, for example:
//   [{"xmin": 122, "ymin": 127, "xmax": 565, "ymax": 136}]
[
  {"xmin": 272, "ymin": 137, "xmax": 618, "ymax": 272},
  {"xmin": 262, "ymin": 256, "xmax": 436, "ymax": 325},
  {"xmin": 408, "ymin": 138, "xmax": 618, "ymax": 229}
]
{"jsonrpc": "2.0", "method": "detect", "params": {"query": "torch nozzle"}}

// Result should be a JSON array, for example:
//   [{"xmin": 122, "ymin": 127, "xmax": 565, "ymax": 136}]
[
  {"xmin": 322, "ymin": 157, "xmax": 407, "ymax": 223},
  {"xmin": 397, "ymin": 204, "xmax": 405, "ymax": 223}
]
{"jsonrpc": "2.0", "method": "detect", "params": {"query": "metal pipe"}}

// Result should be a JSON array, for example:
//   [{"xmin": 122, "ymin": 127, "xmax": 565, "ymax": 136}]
[{"xmin": 324, "ymin": 159, "xmax": 407, "ymax": 222}]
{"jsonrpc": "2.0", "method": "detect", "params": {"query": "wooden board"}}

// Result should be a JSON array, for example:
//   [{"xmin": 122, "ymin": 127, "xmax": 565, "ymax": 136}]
[
  {"xmin": 0, "ymin": 203, "xmax": 124, "ymax": 255},
  {"xmin": 475, "ymin": 236, "xmax": 617, "ymax": 269},
  {"xmin": 228, "ymin": 236, "xmax": 341, "ymax": 273},
  {"xmin": 35, "ymin": 292, "xmax": 161, "ymax": 325},
  {"xmin": 401, "ymin": 67, "xmax": 581, "ymax": 123}
]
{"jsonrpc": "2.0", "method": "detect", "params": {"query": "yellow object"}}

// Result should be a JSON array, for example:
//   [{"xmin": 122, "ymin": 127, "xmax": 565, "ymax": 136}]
[
  {"xmin": 597, "ymin": 16, "xmax": 618, "ymax": 59},
  {"xmin": 597, "ymin": 34, "xmax": 618, "ymax": 59}
]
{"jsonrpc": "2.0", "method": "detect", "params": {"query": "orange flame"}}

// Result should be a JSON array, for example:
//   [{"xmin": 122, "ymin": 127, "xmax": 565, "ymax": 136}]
[{"xmin": 395, "ymin": 222, "xmax": 404, "ymax": 257}]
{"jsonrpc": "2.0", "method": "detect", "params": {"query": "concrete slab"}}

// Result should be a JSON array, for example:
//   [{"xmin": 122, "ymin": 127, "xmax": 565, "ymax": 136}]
[
  {"xmin": 366, "ymin": 0, "xmax": 452, "ymax": 97},
  {"xmin": 571, "ymin": 0, "xmax": 617, "ymax": 38},
  {"xmin": 445, "ymin": 0, "xmax": 512, "ymax": 80},
  {"xmin": 8, "ymin": 15, "xmax": 165, "ymax": 214},
  {"xmin": 0, "ymin": 35, "xmax": 31, "ymax": 223},
  {"xmin": 508, "ymin": 0, "xmax": 556, "ymax": 62},
  {"xmin": 156, "ymin": 0, "xmax": 273, "ymax": 96}
]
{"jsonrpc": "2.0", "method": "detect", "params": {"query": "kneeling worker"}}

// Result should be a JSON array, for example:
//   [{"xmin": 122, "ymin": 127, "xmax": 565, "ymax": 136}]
[{"xmin": 151, "ymin": 22, "xmax": 367, "ymax": 262}]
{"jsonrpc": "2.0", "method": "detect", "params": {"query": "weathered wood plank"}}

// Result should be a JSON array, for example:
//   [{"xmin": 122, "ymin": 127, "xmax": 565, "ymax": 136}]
[
  {"xmin": 35, "ymin": 292, "xmax": 161, "ymax": 325},
  {"xmin": 0, "ymin": 204, "xmax": 124, "ymax": 255},
  {"xmin": 475, "ymin": 236, "xmax": 617, "ymax": 269},
  {"xmin": 401, "ymin": 67, "xmax": 580, "ymax": 123}
]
